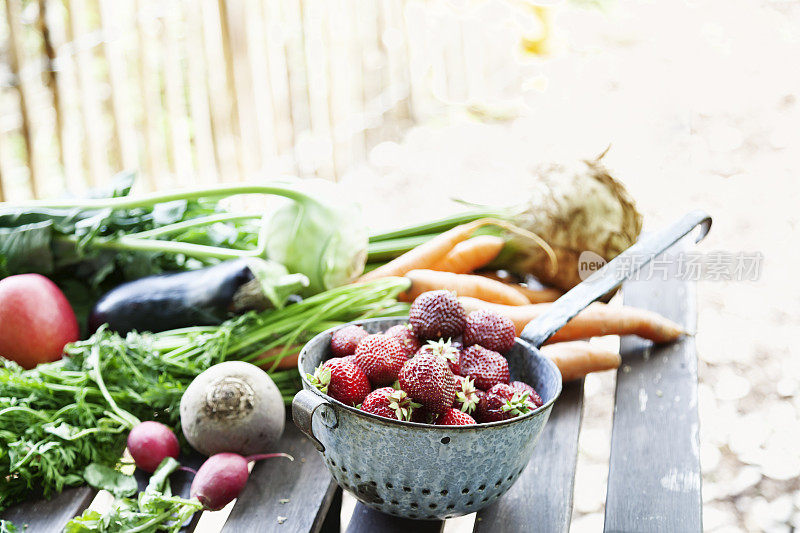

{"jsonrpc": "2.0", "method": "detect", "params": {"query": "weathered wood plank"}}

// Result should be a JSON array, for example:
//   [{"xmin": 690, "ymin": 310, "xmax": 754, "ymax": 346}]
[
  {"xmin": 604, "ymin": 245, "xmax": 702, "ymax": 532},
  {"xmin": 473, "ymin": 379, "xmax": 585, "ymax": 533},
  {"xmin": 0, "ymin": 486, "xmax": 97, "ymax": 532},
  {"xmin": 222, "ymin": 421, "xmax": 338, "ymax": 533},
  {"xmin": 346, "ymin": 503, "xmax": 443, "ymax": 533}
]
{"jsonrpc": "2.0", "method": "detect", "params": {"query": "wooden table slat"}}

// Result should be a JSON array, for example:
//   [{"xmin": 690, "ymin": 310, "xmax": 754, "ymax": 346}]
[
  {"xmin": 473, "ymin": 378, "xmax": 585, "ymax": 533},
  {"xmin": 0, "ymin": 486, "xmax": 97, "ymax": 533},
  {"xmin": 221, "ymin": 420, "xmax": 339, "ymax": 533},
  {"xmin": 346, "ymin": 503, "xmax": 444, "ymax": 533},
  {"xmin": 604, "ymin": 243, "xmax": 702, "ymax": 532}
]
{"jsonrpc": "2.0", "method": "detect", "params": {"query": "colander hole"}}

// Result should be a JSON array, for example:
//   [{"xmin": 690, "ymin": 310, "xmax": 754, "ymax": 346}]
[
  {"xmin": 369, "ymin": 481, "xmax": 377, "ymax": 487},
  {"xmin": 403, "ymin": 486, "xmax": 412, "ymax": 492},
  {"xmin": 386, "ymin": 483, "xmax": 393, "ymax": 489},
  {"xmin": 447, "ymin": 504, "xmax": 455, "ymax": 510},
  {"xmin": 482, "ymin": 497, "xmax": 489, "ymax": 502},
  {"xmin": 478, "ymin": 484, "xmax": 486, "ymax": 491},
  {"xmin": 410, "ymin": 503, "xmax": 418, "ymax": 509},
  {"xmin": 341, "ymin": 467, "xmax": 347, "ymax": 472},
  {"xmin": 440, "ymin": 490, "xmax": 448, "ymax": 496},
  {"xmin": 391, "ymin": 500, "xmax": 399, "ymax": 505},
  {"xmin": 429, "ymin": 503, "xmax": 437, "ymax": 509},
  {"xmin": 507, "ymin": 475, "xmax": 513, "ymax": 481},
  {"xmin": 355, "ymin": 474, "xmax": 361, "ymax": 480},
  {"xmin": 467, "ymin": 500, "xmax": 474, "ymax": 506},
  {"xmin": 518, "ymin": 467, "xmax": 524, "ymax": 475},
  {"xmin": 461, "ymin": 488, "xmax": 469, "ymax": 494},
  {"xmin": 441, "ymin": 436, "xmax": 450, "ymax": 444},
  {"xmin": 495, "ymin": 480, "xmax": 502, "ymax": 487},
  {"xmin": 330, "ymin": 459, "xmax": 336, "ymax": 467},
  {"xmin": 422, "ymin": 489, "xmax": 430, "ymax": 495}
]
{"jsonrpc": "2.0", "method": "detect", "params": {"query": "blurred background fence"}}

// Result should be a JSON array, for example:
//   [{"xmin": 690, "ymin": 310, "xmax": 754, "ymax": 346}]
[{"xmin": 0, "ymin": 0, "xmax": 550, "ymax": 201}]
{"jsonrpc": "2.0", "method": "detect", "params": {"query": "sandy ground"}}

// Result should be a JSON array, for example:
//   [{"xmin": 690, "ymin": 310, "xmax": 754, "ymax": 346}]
[{"xmin": 339, "ymin": 0, "xmax": 800, "ymax": 530}]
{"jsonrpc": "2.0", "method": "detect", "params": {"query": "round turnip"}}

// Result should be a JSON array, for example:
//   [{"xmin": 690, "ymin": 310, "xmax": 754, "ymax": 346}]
[
  {"xmin": 190, "ymin": 452, "xmax": 292, "ymax": 510},
  {"xmin": 0, "ymin": 274, "xmax": 79, "ymax": 369},
  {"xmin": 127, "ymin": 421, "xmax": 180, "ymax": 473},
  {"xmin": 180, "ymin": 361, "xmax": 285, "ymax": 456}
]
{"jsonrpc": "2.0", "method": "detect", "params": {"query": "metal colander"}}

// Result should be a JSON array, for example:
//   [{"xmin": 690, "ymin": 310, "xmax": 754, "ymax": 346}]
[{"xmin": 293, "ymin": 317, "xmax": 561, "ymax": 520}]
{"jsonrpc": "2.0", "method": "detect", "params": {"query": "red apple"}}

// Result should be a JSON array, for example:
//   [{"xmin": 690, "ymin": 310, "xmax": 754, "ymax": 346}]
[{"xmin": 0, "ymin": 274, "xmax": 79, "ymax": 369}]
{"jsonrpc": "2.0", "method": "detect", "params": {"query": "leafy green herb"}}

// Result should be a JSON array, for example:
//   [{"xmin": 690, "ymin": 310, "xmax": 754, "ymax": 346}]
[
  {"xmin": 0, "ymin": 520, "xmax": 19, "ymax": 533},
  {"xmin": 0, "ymin": 277, "xmax": 410, "ymax": 513},
  {"xmin": 66, "ymin": 458, "xmax": 202, "ymax": 533},
  {"xmin": 83, "ymin": 463, "xmax": 138, "ymax": 498}
]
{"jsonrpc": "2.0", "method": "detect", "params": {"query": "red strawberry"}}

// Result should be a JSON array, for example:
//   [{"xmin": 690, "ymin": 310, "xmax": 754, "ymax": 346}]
[
  {"xmin": 453, "ymin": 375, "xmax": 480, "ymax": 414},
  {"xmin": 330, "ymin": 325, "xmax": 368, "ymax": 357},
  {"xmin": 410, "ymin": 406, "xmax": 438, "ymax": 424},
  {"xmin": 510, "ymin": 381, "xmax": 543, "ymax": 407},
  {"xmin": 398, "ymin": 353, "xmax": 456, "ymax": 414},
  {"xmin": 354, "ymin": 334, "xmax": 407, "ymax": 386},
  {"xmin": 437, "ymin": 408, "xmax": 477, "ymax": 426},
  {"xmin": 415, "ymin": 339, "xmax": 462, "ymax": 375},
  {"xmin": 307, "ymin": 358, "xmax": 371, "ymax": 406},
  {"xmin": 409, "ymin": 290, "xmax": 466, "ymax": 341},
  {"xmin": 459, "ymin": 345, "xmax": 510, "ymax": 390},
  {"xmin": 385, "ymin": 324, "xmax": 421, "ymax": 358},
  {"xmin": 476, "ymin": 383, "xmax": 537, "ymax": 423},
  {"xmin": 463, "ymin": 310, "xmax": 516, "ymax": 353},
  {"xmin": 361, "ymin": 387, "xmax": 420, "ymax": 421}
]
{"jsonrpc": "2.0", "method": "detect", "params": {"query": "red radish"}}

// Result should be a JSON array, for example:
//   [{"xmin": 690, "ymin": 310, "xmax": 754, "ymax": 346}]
[
  {"xmin": 127, "ymin": 421, "xmax": 180, "ymax": 473},
  {"xmin": 0, "ymin": 274, "xmax": 79, "ymax": 369},
  {"xmin": 190, "ymin": 452, "xmax": 293, "ymax": 510}
]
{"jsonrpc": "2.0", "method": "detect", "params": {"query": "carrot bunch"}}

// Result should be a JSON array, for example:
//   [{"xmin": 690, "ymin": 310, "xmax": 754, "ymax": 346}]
[{"xmin": 359, "ymin": 221, "xmax": 685, "ymax": 381}]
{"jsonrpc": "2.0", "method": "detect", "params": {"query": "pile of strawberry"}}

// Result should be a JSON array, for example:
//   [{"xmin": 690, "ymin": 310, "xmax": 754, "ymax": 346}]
[{"xmin": 307, "ymin": 290, "xmax": 543, "ymax": 426}]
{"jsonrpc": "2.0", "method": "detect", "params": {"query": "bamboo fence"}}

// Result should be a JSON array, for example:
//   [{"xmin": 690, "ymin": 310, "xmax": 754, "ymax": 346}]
[{"xmin": 0, "ymin": 0, "xmax": 550, "ymax": 201}]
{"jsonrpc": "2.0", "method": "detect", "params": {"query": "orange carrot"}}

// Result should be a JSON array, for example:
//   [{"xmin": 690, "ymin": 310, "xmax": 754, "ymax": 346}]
[
  {"xmin": 403, "ymin": 270, "xmax": 530, "ymax": 305},
  {"xmin": 359, "ymin": 220, "xmax": 490, "ymax": 283},
  {"xmin": 510, "ymin": 284, "xmax": 563, "ymax": 304},
  {"xmin": 253, "ymin": 344, "xmax": 302, "ymax": 371},
  {"xmin": 430, "ymin": 235, "xmax": 505, "ymax": 274},
  {"xmin": 477, "ymin": 274, "xmax": 563, "ymax": 303},
  {"xmin": 360, "ymin": 219, "xmax": 557, "ymax": 282},
  {"xmin": 540, "ymin": 341, "xmax": 621, "ymax": 381},
  {"xmin": 458, "ymin": 296, "xmax": 685, "ymax": 344}
]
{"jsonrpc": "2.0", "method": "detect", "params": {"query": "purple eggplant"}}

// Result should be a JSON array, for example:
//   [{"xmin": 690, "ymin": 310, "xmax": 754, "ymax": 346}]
[{"xmin": 88, "ymin": 258, "xmax": 307, "ymax": 334}]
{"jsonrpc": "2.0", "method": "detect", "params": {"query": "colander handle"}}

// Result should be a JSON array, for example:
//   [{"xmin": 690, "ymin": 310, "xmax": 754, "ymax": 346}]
[
  {"xmin": 292, "ymin": 389, "xmax": 330, "ymax": 452},
  {"xmin": 520, "ymin": 210, "xmax": 712, "ymax": 348}
]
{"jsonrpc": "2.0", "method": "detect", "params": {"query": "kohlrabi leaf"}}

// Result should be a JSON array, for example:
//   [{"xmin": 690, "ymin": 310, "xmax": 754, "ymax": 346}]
[{"xmin": 265, "ymin": 179, "xmax": 367, "ymax": 294}]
